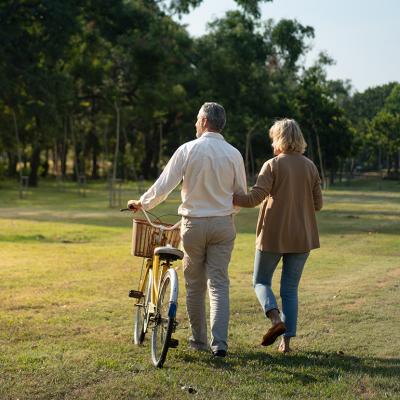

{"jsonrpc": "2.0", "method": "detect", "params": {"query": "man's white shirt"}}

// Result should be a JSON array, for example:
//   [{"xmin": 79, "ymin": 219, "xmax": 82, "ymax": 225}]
[{"xmin": 140, "ymin": 131, "xmax": 247, "ymax": 217}]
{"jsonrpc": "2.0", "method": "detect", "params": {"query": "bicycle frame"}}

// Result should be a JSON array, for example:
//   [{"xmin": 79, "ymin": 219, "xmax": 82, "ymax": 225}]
[{"xmin": 138, "ymin": 255, "xmax": 170, "ymax": 316}]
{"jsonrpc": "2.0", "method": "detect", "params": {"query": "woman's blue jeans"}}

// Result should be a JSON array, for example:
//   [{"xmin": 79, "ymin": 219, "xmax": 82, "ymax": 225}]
[{"xmin": 253, "ymin": 250, "xmax": 309, "ymax": 337}]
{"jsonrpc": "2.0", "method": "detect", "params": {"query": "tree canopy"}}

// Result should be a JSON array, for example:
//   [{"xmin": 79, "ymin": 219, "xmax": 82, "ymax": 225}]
[{"xmin": 0, "ymin": 0, "xmax": 398, "ymax": 186}]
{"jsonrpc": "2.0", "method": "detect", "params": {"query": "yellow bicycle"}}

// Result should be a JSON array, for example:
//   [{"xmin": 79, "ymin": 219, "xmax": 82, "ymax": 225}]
[{"xmin": 121, "ymin": 208, "xmax": 183, "ymax": 368}]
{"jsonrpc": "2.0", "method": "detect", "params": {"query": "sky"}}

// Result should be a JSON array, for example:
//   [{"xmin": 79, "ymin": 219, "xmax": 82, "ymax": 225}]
[{"xmin": 177, "ymin": 0, "xmax": 400, "ymax": 92}]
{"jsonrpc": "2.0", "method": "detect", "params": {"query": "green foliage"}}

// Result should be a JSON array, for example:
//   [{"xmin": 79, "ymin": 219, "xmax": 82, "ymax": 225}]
[
  {"xmin": 0, "ymin": 0, "xmax": 398, "ymax": 185},
  {"xmin": 348, "ymin": 82, "xmax": 397, "ymax": 122},
  {"xmin": 234, "ymin": 0, "xmax": 272, "ymax": 18},
  {"xmin": 370, "ymin": 111, "xmax": 400, "ymax": 159},
  {"xmin": 271, "ymin": 19, "xmax": 314, "ymax": 70},
  {"xmin": 168, "ymin": 0, "xmax": 203, "ymax": 15},
  {"xmin": 348, "ymin": 82, "xmax": 400, "ymax": 173}
]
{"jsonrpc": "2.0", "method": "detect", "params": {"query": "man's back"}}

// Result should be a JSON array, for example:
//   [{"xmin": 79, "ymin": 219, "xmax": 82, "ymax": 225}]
[{"xmin": 179, "ymin": 132, "xmax": 246, "ymax": 217}]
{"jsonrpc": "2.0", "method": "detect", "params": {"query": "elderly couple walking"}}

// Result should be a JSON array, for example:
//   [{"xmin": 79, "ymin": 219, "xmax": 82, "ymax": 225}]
[{"xmin": 128, "ymin": 102, "xmax": 323, "ymax": 358}]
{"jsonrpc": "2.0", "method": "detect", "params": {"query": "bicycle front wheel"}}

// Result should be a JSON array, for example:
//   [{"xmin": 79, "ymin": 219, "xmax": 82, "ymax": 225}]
[
  {"xmin": 151, "ymin": 268, "xmax": 178, "ymax": 368},
  {"xmin": 134, "ymin": 268, "xmax": 152, "ymax": 345}
]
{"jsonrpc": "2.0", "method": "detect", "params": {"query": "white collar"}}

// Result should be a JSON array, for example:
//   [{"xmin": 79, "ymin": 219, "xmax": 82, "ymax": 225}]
[{"xmin": 201, "ymin": 131, "xmax": 225, "ymax": 140}]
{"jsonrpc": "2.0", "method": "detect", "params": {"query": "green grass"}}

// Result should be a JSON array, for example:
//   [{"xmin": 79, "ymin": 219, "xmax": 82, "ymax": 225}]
[{"xmin": 0, "ymin": 178, "xmax": 399, "ymax": 399}]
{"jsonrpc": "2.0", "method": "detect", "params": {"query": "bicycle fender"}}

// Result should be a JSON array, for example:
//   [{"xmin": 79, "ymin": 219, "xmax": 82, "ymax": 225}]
[
  {"xmin": 167, "ymin": 268, "xmax": 179, "ymax": 304},
  {"xmin": 167, "ymin": 268, "xmax": 178, "ymax": 318},
  {"xmin": 168, "ymin": 302, "xmax": 177, "ymax": 318}
]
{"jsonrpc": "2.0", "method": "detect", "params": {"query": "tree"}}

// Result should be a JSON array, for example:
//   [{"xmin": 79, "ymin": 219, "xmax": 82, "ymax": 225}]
[
  {"xmin": 347, "ymin": 82, "xmax": 399, "ymax": 173},
  {"xmin": 368, "ymin": 84, "xmax": 400, "ymax": 177},
  {"xmin": 296, "ymin": 56, "xmax": 355, "ymax": 185}
]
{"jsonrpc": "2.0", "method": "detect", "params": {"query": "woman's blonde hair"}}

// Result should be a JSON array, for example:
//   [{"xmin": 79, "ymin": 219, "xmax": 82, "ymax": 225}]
[{"xmin": 269, "ymin": 118, "xmax": 307, "ymax": 154}]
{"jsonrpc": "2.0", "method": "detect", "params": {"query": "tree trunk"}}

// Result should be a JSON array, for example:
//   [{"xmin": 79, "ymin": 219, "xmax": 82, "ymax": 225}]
[
  {"xmin": 112, "ymin": 100, "xmax": 121, "ymax": 181},
  {"xmin": 91, "ymin": 143, "xmax": 98, "ymax": 179},
  {"xmin": 316, "ymin": 133, "xmax": 326, "ymax": 189},
  {"xmin": 391, "ymin": 151, "xmax": 397, "ymax": 173},
  {"xmin": 158, "ymin": 123, "xmax": 163, "ymax": 176},
  {"xmin": 103, "ymin": 124, "xmax": 110, "ymax": 180},
  {"xmin": 397, "ymin": 148, "xmax": 400, "ymax": 173},
  {"xmin": 53, "ymin": 141, "xmax": 59, "ymax": 177},
  {"xmin": 89, "ymin": 129, "xmax": 99, "ymax": 179},
  {"xmin": 61, "ymin": 141, "xmax": 68, "ymax": 178},
  {"xmin": 29, "ymin": 146, "xmax": 41, "ymax": 187},
  {"xmin": 329, "ymin": 168, "xmax": 335, "ymax": 185},
  {"xmin": 306, "ymin": 130, "xmax": 315, "ymax": 161},
  {"xmin": 6, "ymin": 151, "xmax": 18, "ymax": 178},
  {"xmin": 70, "ymin": 116, "xmax": 82, "ymax": 181},
  {"xmin": 249, "ymin": 134, "xmax": 255, "ymax": 183},
  {"xmin": 60, "ymin": 118, "xmax": 68, "ymax": 178},
  {"xmin": 41, "ymin": 148, "xmax": 49, "ymax": 177},
  {"xmin": 349, "ymin": 158, "xmax": 355, "ymax": 177},
  {"xmin": 245, "ymin": 124, "xmax": 258, "ymax": 183},
  {"xmin": 338, "ymin": 158, "xmax": 343, "ymax": 183},
  {"xmin": 12, "ymin": 109, "xmax": 23, "ymax": 186},
  {"xmin": 141, "ymin": 128, "xmax": 156, "ymax": 179},
  {"xmin": 387, "ymin": 153, "xmax": 392, "ymax": 174},
  {"xmin": 245, "ymin": 130, "xmax": 251, "ymax": 182},
  {"xmin": 73, "ymin": 143, "xmax": 82, "ymax": 181}
]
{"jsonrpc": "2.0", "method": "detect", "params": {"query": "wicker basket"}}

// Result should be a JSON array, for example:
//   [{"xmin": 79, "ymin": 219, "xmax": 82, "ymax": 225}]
[{"xmin": 131, "ymin": 218, "xmax": 181, "ymax": 258}]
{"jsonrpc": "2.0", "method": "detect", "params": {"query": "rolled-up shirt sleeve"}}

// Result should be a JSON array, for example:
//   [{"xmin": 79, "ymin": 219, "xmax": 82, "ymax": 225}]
[
  {"xmin": 234, "ymin": 161, "xmax": 273, "ymax": 208},
  {"xmin": 140, "ymin": 146, "xmax": 185, "ymax": 210}
]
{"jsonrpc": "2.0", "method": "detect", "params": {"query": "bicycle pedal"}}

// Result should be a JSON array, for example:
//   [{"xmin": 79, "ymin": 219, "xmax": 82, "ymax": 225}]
[
  {"xmin": 128, "ymin": 290, "xmax": 143, "ymax": 299},
  {"xmin": 169, "ymin": 338, "xmax": 179, "ymax": 348}
]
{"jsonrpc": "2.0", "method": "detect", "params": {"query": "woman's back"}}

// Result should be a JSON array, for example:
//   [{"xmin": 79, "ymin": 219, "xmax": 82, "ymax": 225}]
[{"xmin": 256, "ymin": 153, "xmax": 322, "ymax": 253}]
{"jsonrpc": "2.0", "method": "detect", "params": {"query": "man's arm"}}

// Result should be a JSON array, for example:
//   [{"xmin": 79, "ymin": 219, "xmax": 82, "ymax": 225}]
[
  {"xmin": 127, "ymin": 146, "xmax": 186, "ymax": 212},
  {"xmin": 233, "ymin": 153, "xmax": 247, "ymax": 196},
  {"xmin": 232, "ymin": 152, "xmax": 248, "ymax": 212}
]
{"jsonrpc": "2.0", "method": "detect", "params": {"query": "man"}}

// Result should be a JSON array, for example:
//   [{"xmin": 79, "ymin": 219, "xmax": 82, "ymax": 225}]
[{"xmin": 127, "ymin": 102, "xmax": 246, "ymax": 357}]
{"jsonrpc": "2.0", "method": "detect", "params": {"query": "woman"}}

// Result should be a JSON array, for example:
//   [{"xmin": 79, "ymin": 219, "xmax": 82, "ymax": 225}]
[{"xmin": 233, "ymin": 118, "xmax": 322, "ymax": 353}]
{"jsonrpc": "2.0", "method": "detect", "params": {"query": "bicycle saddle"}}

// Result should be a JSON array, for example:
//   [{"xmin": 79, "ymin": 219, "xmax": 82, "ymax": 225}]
[{"xmin": 154, "ymin": 246, "xmax": 184, "ymax": 261}]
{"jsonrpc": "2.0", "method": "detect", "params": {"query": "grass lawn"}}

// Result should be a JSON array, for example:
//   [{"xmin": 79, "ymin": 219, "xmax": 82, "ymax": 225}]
[{"xmin": 0, "ymin": 178, "xmax": 399, "ymax": 399}]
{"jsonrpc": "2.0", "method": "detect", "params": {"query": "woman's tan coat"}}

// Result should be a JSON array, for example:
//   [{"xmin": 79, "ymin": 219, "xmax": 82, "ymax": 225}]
[{"xmin": 234, "ymin": 153, "xmax": 323, "ymax": 253}]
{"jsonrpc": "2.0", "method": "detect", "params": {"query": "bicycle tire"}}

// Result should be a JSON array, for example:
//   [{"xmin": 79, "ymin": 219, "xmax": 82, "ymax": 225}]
[
  {"xmin": 133, "ymin": 268, "xmax": 152, "ymax": 345},
  {"xmin": 151, "ymin": 268, "xmax": 178, "ymax": 368}
]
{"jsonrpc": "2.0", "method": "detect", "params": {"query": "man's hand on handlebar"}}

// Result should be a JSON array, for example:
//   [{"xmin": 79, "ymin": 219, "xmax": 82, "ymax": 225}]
[{"xmin": 127, "ymin": 200, "xmax": 142, "ymax": 212}]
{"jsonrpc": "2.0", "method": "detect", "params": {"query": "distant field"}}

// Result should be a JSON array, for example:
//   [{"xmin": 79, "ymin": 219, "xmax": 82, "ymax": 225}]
[{"xmin": 0, "ymin": 178, "xmax": 399, "ymax": 399}]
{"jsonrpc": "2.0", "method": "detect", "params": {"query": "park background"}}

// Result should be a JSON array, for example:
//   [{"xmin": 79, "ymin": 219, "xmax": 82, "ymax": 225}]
[{"xmin": 0, "ymin": 0, "xmax": 399, "ymax": 399}]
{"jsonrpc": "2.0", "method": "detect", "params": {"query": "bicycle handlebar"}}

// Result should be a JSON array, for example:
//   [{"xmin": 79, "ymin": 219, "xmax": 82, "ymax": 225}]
[{"xmin": 120, "ymin": 207, "xmax": 181, "ymax": 231}]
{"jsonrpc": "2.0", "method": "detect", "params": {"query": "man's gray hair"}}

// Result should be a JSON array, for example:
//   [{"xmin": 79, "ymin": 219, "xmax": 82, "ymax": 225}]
[{"xmin": 200, "ymin": 102, "xmax": 226, "ymax": 132}]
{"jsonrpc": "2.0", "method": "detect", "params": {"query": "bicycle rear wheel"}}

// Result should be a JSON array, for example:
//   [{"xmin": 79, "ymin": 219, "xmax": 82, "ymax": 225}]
[
  {"xmin": 134, "ymin": 268, "xmax": 152, "ymax": 345},
  {"xmin": 151, "ymin": 268, "xmax": 178, "ymax": 368}
]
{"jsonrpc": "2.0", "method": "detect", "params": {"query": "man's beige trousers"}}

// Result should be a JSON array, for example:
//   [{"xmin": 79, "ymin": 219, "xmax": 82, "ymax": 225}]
[{"xmin": 181, "ymin": 215, "xmax": 236, "ymax": 352}]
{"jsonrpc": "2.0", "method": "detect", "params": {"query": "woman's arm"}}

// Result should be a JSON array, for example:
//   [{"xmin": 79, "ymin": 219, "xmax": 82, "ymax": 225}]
[
  {"xmin": 313, "ymin": 169, "xmax": 323, "ymax": 211},
  {"xmin": 233, "ymin": 161, "xmax": 273, "ymax": 208}
]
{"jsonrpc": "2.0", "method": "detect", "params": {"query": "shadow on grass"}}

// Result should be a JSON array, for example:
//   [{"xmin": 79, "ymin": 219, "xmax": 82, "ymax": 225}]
[
  {"xmin": 245, "ymin": 351, "xmax": 399, "ymax": 383},
  {"xmin": 181, "ymin": 350, "xmax": 400, "ymax": 383}
]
